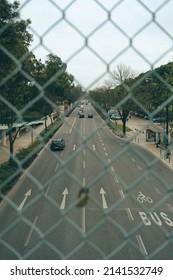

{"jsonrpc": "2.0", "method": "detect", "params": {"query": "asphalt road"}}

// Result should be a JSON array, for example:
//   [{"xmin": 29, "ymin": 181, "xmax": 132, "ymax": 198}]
[{"xmin": 0, "ymin": 104, "xmax": 173, "ymax": 260}]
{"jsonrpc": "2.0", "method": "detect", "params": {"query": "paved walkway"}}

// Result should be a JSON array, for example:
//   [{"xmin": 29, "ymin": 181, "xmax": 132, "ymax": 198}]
[
  {"xmin": 1, "ymin": 115, "xmax": 173, "ymax": 170},
  {"xmin": 124, "ymin": 116, "xmax": 173, "ymax": 170},
  {"xmin": 0, "ymin": 121, "xmax": 49, "ymax": 164}
]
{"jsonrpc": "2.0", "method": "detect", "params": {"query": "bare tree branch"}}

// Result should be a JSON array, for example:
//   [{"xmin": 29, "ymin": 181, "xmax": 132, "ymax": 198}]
[{"xmin": 105, "ymin": 64, "xmax": 136, "ymax": 87}]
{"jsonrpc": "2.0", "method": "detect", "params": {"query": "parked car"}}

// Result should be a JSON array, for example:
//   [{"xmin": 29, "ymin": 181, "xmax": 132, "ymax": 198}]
[
  {"xmin": 88, "ymin": 113, "xmax": 93, "ymax": 118},
  {"xmin": 110, "ymin": 114, "xmax": 121, "ymax": 120},
  {"xmin": 50, "ymin": 138, "xmax": 65, "ymax": 151}
]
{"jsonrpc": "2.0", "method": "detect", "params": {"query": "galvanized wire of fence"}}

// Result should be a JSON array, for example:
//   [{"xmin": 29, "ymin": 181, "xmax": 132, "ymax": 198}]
[{"xmin": 1, "ymin": 0, "xmax": 173, "ymax": 259}]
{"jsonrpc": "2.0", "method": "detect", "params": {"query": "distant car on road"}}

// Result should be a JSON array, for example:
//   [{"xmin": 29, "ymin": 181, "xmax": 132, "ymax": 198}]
[
  {"xmin": 50, "ymin": 138, "xmax": 65, "ymax": 151},
  {"xmin": 88, "ymin": 113, "xmax": 93, "ymax": 118},
  {"xmin": 79, "ymin": 112, "xmax": 84, "ymax": 118},
  {"xmin": 78, "ymin": 109, "xmax": 84, "ymax": 115}
]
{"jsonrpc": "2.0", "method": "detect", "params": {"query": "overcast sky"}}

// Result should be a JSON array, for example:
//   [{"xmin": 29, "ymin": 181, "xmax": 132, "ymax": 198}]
[{"xmin": 9, "ymin": 0, "xmax": 173, "ymax": 89}]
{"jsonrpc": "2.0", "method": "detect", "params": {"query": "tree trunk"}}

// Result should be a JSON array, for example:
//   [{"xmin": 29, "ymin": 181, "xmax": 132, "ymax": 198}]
[
  {"xmin": 8, "ymin": 128, "xmax": 14, "ymax": 164},
  {"xmin": 44, "ymin": 115, "xmax": 47, "ymax": 132},
  {"xmin": 122, "ymin": 120, "xmax": 126, "ymax": 137}
]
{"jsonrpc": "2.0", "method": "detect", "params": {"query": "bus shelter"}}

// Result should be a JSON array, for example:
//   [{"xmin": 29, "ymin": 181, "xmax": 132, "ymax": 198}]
[{"xmin": 146, "ymin": 125, "xmax": 164, "ymax": 143}]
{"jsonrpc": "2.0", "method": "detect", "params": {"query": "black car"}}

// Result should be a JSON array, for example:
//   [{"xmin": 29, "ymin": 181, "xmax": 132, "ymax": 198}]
[
  {"xmin": 50, "ymin": 138, "xmax": 65, "ymax": 151},
  {"xmin": 88, "ymin": 113, "xmax": 93, "ymax": 118}
]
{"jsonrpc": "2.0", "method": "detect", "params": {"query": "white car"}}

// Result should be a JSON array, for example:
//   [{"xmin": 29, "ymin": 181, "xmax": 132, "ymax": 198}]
[{"xmin": 110, "ymin": 114, "xmax": 121, "ymax": 120}]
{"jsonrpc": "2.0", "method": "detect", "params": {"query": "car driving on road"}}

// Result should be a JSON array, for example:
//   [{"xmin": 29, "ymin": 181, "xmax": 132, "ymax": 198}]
[
  {"xmin": 79, "ymin": 112, "xmax": 85, "ymax": 118},
  {"xmin": 88, "ymin": 113, "xmax": 93, "ymax": 118},
  {"xmin": 50, "ymin": 138, "xmax": 65, "ymax": 151}
]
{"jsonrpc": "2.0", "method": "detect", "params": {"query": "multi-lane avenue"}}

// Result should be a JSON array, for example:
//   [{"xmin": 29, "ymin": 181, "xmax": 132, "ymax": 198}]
[{"xmin": 0, "ymin": 104, "xmax": 173, "ymax": 259}]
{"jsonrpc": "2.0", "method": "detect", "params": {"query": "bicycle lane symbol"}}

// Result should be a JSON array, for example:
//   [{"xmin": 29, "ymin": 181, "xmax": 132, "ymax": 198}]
[{"xmin": 137, "ymin": 191, "xmax": 153, "ymax": 204}]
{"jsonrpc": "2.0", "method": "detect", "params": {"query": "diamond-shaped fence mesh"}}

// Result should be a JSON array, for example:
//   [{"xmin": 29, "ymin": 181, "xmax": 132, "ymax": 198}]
[{"xmin": 0, "ymin": 0, "xmax": 173, "ymax": 260}]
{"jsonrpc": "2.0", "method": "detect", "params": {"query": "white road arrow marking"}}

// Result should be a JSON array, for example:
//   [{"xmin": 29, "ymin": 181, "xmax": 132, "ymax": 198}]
[
  {"xmin": 60, "ymin": 188, "xmax": 69, "ymax": 209},
  {"xmin": 17, "ymin": 189, "xmax": 31, "ymax": 211},
  {"xmin": 100, "ymin": 187, "xmax": 108, "ymax": 209}
]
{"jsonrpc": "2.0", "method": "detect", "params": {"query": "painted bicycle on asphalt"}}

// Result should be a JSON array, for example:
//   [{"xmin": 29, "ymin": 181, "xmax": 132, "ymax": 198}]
[{"xmin": 137, "ymin": 191, "xmax": 153, "ymax": 203}]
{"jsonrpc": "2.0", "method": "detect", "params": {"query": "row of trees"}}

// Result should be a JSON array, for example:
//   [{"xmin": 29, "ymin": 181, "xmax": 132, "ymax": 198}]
[
  {"xmin": 90, "ymin": 62, "xmax": 173, "ymax": 135},
  {"xmin": 0, "ymin": 0, "xmax": 83, "ymax": 157}
]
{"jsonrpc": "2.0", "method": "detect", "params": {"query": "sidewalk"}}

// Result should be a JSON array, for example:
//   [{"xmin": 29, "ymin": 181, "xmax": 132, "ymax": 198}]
[
  {"xmin": 0, "ymin": 107, "xmax": 66, "ymax": 165},
  {"xmin": 125, "ymin": 116, "xmax": 173, "ymax": 170},
  {"xmin": 0, "ymin": 121, "xmax": 49, "ymax": 164}
]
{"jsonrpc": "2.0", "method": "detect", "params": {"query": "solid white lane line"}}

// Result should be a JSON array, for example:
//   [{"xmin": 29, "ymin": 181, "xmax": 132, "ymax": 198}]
[
  {"xmin": 136, "ymin": 234, "xmax": 148, "ymax": 256},
  {"xmin": 82, "ymin": 207, "xmax": 86, "ymax": 233},
  {"xmin": 69, "ymin": 117, "xmax": 76, "ymax": 133},
  {"xmin": 24, "ymin": 216, "xmax": 38, "ymax": 247},
  {"xmin": 82, "ymin": 176, "xmax": 86, "ymax": 232},
  {"xmin": 126, "ymin": 208, "xmax": 134, "ymax": 221}
]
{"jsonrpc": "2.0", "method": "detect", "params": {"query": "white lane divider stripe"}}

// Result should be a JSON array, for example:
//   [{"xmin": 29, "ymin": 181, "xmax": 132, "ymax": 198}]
[
  {"xmin": 119, "ymin": 189, "xmax": 125, "ymax": 198},
  {"xmin": 54, "ymin": 163, "xmax": 59, "ymax": 172},
  {"xmin": 126, "ymin": 208, "xmax": 134, "ymax": 221},
  {"xmin": 82, "ymin": 208, "xmax": 86, "ymax": 233},
  {"xmin": 24, "ymin": 216, "xmax": 38, "ymax": 247},
  {"xmin": 46, "ymin": 185, "xmax": 51, "ymax": 196},
  {"xmin": 137, "ymin": 165, "xmax": 142, "ymax": 170},
  {"xmin": 136, "ymin": 234, "xmax": 148, "ymax": 256}
]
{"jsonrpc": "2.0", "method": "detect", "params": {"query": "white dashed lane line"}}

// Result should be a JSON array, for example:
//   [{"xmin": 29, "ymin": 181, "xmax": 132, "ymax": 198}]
[
  {"xmin": 126, "ymin": 208, "xmax": 134, "ymax": 221},
  {"xmin": 119, "ymin": 189, "xmax": 125, "ymax": 198},
  {"xmin": 131, "ymin": 157, "xmax": 136, "ymax": 162},
  {"xmin": 54, "ymin": 163, "xmax": 59, "ymax": 172},
  {"xmin": 137, "ymin": 165, "xmax": 142, "ymax": 170}
]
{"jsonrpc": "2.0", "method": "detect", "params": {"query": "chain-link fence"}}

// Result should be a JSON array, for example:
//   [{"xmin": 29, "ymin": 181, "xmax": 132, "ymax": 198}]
[{"xmin": 1, "ymin": 0, "xmax": 173, "ymax": 260}]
